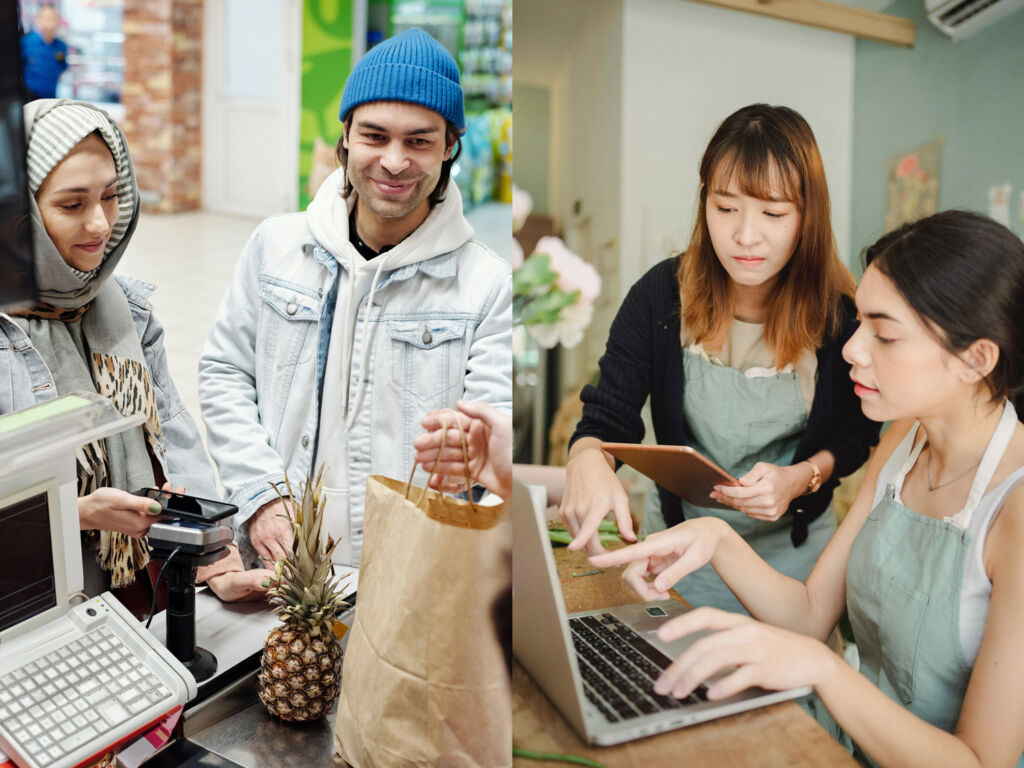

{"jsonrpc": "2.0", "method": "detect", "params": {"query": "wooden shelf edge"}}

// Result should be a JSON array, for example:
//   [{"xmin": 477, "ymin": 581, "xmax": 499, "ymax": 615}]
[{"xmin": 686, "ymin": 0, "xmax": 916, "ymax": 48}]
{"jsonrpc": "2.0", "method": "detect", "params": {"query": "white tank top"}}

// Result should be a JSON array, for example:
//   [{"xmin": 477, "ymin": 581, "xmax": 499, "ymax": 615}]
[{"xmin": 871, "ymin": 402, "xmax": 1024, "ymax": 665}]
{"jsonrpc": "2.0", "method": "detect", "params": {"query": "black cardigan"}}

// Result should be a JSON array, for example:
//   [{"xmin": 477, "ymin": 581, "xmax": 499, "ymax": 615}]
[{"xmin": 570, "ymin": 257, "xmax": 880, "ymax": 547}]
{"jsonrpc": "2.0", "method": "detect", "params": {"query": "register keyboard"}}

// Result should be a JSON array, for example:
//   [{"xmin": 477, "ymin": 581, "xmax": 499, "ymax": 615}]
[{"xmin": 0, "ymin": 593, "xmax": 195, "ymax": 768}]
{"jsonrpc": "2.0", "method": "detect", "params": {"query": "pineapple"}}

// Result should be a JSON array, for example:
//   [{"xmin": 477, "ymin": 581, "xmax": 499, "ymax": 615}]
[{"xmin": 258, "ymin": 466, "xmax": 351, "ymax": 722}]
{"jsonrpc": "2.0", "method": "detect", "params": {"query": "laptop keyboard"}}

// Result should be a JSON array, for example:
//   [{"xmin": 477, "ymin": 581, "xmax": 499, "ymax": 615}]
[
  {"xmin": 0, "ymin": 625, "xmax": 173, "ymax": 766},
  {"xmin": 570, "ymin": 613, "xmax": 708, "ymax": 723}
]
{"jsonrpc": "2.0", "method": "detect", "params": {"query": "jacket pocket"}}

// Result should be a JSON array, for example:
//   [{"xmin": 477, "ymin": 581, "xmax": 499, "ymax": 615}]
[
  {"xmin": 388, "ymin": 319, "xmax": 466, "ymax": 403},
  {"xmin": 879, "ymin": 577, "xmax": 929, "ymax": 705},
  {"xmin": 258, "ymin": 279, "xmax": 320, "ymax": 368}
]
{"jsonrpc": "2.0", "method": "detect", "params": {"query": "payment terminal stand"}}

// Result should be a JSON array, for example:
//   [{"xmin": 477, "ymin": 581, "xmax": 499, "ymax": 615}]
[{"xmin": 148, "ymin": 527, "xmax": 232, "ymax": 683}]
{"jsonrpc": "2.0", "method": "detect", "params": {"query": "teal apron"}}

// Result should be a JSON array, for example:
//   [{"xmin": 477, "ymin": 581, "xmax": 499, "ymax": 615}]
[
  {"xmin": 811, "ymin": 401, "xmax": 1024, "ymax": 767},
  {"xmin": 643, "ymin": 347, "xmax": 834, "ymax": 613}
]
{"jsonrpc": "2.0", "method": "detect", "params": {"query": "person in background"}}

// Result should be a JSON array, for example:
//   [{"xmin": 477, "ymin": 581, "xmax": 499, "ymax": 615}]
[
  {"xmin": 592, "ymin": 211, "xmax": 1024, "ymax": 768},
  {"xmin": 1, "ymin": 98, "xmax": 270, "ymax": 606},
  {"xmin": 560, "ymin": 104, "xmax": 879, "ymax": 612},
  {"xmin": 199, "ymin": 29, "xmax": 512, "ymax": 569},
  {"xmin": 20, "ymin": 4, "xmax": 68, "ymax": 101}
]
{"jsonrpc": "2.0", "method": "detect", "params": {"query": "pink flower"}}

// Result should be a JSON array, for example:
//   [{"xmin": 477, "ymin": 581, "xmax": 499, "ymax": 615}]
[
  {"xmin": 513, "ymin": 186, "xmax": 533, "ymax": 232},
  {"xmin": 534, "ymin": 236, "xmax": 602, "ymax": 304}
]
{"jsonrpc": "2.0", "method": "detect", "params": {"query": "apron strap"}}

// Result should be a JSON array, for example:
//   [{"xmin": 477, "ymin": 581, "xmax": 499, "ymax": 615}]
[{"xmin": 957, "ymin": 400, "xmax": 1017, "ymax": 526}]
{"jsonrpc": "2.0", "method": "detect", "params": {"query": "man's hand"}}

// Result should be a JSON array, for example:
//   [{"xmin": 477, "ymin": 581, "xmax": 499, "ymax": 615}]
[
  {"xmin": 205, "ymin": 568, "xmax": 275, "ymax": 602},
  {"xmin": 247, "ymin": 497, "xmax": 294, "ymax": 564}
]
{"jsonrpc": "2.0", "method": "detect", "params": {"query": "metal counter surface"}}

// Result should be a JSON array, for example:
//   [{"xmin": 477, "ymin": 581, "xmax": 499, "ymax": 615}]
[{"xmin": 186, "ymin": 674, "xmax": 339, "ymax": 768}]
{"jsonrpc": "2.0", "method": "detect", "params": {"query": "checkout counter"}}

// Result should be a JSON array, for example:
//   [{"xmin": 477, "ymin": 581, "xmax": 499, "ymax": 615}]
[
  {"xmin": 146, "ymin": 589, "xmax": 356, "ymax": 768},
  {"xmin": 0, "ymin": 394, "xmax": 357, "ymax": 768}
]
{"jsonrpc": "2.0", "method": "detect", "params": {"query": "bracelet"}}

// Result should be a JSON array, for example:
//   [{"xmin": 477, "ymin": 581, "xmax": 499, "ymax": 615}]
[{"xmin": 801, "ymin": 459, "xmax": 822, "ymax": 495}]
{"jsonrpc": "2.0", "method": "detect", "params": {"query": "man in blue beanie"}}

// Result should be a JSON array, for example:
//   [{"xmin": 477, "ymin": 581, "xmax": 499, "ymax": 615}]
[{"xmin": 199, "ymin": 29, "xmax": 512, "ymax": 567}]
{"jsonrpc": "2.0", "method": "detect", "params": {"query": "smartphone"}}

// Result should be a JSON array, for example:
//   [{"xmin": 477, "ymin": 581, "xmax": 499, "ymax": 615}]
[{"xmin": 133, "ymin": 487, "xmax": 237, "ymax": 524}]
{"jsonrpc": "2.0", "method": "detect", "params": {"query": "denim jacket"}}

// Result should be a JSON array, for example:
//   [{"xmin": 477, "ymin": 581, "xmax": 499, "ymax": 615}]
[
  {"xmin": 0, "ymin": 276, "xmax": 217, "ymax": 498},
  {"xmin": 198, "ymin": 178, "xmax": 513, "ymax": 564}
]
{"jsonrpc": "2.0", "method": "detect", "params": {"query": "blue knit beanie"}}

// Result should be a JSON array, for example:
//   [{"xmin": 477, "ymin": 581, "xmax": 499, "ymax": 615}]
[{"xmin": 339, "ymin": 29, "xmax": 465, "ymax": 132}]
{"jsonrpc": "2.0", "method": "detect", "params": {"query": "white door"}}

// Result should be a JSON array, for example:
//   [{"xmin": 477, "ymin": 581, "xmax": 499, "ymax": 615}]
[{"xmin": 202, "ymin": 0, "xmax": 300, "ymax": 217}]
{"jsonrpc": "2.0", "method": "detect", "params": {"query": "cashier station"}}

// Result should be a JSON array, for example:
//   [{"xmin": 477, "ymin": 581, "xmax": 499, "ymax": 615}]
[{"xmin": 0, "ymin": 394, "xmax": 355, "ymax": 768}]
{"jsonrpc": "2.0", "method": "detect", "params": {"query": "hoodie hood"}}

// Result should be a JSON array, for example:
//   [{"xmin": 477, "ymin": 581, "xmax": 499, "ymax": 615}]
[
  {"xmin": 305, "ymin": 167, "xmax": 473, "ymax": 271},
  {"xmin": 22, "ymin": 98, "xmax": 140, "ymax": 309}
]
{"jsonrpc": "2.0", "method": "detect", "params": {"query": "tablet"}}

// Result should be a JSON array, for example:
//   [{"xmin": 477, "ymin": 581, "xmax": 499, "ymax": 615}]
[{"xmin": 601, "ymin": 443, "xmax": 738, "ymax": 511}]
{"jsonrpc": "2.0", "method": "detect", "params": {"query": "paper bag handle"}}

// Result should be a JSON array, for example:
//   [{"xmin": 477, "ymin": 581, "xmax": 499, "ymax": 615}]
[{"xmin": 404, "ymin": 412, "xmax": 477, "ymax": 511}]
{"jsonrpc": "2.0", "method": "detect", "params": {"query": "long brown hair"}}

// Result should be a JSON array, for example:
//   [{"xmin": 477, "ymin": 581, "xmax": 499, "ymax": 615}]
[{"xmin": 678, "ymin": 104, "xmax": 854, "ymax": 368}]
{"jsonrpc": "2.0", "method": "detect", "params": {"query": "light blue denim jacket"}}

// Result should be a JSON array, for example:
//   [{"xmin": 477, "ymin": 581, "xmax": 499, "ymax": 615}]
[
  {"xmin": 198, "ymin": 178, "xmax": 513, "ymax": 564},
  {"xmin": 0, "ymin": 276, "xmax": 218, "ymax": 498}
]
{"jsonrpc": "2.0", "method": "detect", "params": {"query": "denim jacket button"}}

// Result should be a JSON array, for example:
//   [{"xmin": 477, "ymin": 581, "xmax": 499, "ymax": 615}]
[
  {"xmin": 286, "ymin": 302, "xmax": 298, "ymax": 316},
  {"xmin": 422, "ymin": 330, "xmax": 432, "ymax": 345}
]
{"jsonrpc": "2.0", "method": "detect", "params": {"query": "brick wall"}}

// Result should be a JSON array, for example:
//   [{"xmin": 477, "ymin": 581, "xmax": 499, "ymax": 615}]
[{"xmin": 122, "ymin": 0, "xmax": 202, "ymax": 213}]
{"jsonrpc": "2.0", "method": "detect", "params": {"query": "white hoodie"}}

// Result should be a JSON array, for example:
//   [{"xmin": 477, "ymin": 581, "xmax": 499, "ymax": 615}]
[
  {"xmin": 309, "ymin": 169, "xmax": 493, "ymax": 564},
  {"xmin": 200, "ymin": 167, "xmax": 512, "ymax": 568}
]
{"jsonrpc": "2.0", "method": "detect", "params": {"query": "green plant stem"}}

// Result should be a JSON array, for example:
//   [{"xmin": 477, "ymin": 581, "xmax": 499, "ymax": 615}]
[{"xmin": 512, "ymin": 747, "xmax": 606, "ymax": 768}]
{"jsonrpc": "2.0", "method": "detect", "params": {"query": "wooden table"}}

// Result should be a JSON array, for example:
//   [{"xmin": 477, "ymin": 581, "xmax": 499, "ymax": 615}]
[{"xmin": 512, "ymin": 547, "xmax": 858, "ymax": 767}]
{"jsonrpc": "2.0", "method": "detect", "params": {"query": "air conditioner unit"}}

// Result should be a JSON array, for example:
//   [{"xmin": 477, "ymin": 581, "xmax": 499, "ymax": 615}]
[{"xmin": 925, "ymin": 0, "xmax": 1024, "ymax": 39}]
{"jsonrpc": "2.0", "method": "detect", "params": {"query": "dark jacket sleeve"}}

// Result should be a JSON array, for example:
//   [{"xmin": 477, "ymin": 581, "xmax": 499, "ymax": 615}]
[{"xmin": 571, "ymin": 259, "xmax": 679, "ymax": 450}]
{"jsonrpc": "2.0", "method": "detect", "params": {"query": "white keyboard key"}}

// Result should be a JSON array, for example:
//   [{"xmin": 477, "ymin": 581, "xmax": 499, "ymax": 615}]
[
  {"xmin": 9, "ymin": 683, "xmax": 24, "ymax": 697},
  {"xmin": 53, "ymin": 693, "xmax": 68, "ymax": 707},
  {"xmin": 84, "ymin": 687, "xmax": 108, "ymax": 706},
  {"xmin": 60, "ymin": 721, "xmax": 76, "ymax": 737},
  {"xmin": 61, "ymin": 725, "xmax": 97, "ymax": 755},
  {"xmin": 27, "ymin": 704, "xmax": 43, "ymax": 719},
  {"xmin": 47, "ymin": 745, "xmax": 64, "ymax": 762},
  {"xmin": 0, "ymin": 689, "xmax": 11, "ymax": 703},
  {"xmin": 41, "ymin": 700, "xmax": 57, "ymax": 713},
  {"xmin": 38, "ymin": 734, "xmax": 53, "ymax": 748},
  {"xmin": 0, "ymin": 705, "xmax": 9, "ymax": 720},
  {"xmin": 128, "ymin": 697, "xmax": 149, "ymax": 714},
  {"xmin": 21, "ymin": 678, "xmax": 36, "ymax": 692},
  {"xmin": 72, "ymin": 713, "xmax": 87, "ymax": 728},
  {"xmin": 27, "ymin": 723, "xmax": 43, "ymax": 737},
  {"xmin": 55, "ymin": 662, "xmax": 70, "ymax": 675},
  {"xmin": 98, "ymin": 699, "xmax": 129, "ymax": 727},
  {"xmin": 74, "ymin": 699, "xmax": 89, "ymax": 713},
  {"xmin": 39, "ymin": 715, "xmax": 55, "ymax": 730},
  {"xmin": 23, "ymin": 739, "xmax": 40, "ymax": 754},
  {"xmin": 84, "ymin": 709, "xmax": 100, "ymax": 724},
  {"xmin": 42, "ymin": 683, "xmax": 57, "ymax": 696},
  {"xmin": 13, "ymin": 727, "xmax": 30, "ymax": 743},
  {"xmin": 77, "ymin": 679, "xmax": 99, "ymax": 696}
]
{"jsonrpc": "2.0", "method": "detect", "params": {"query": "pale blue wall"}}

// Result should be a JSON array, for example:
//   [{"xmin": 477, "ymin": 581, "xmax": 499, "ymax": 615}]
[
  {"xmin": 512, "ymin": 83, "xmax": 551, "ymax": 214},
  {"xmin": 851, "ymin": 0, "xmax": 1024, "ymax": 271}
]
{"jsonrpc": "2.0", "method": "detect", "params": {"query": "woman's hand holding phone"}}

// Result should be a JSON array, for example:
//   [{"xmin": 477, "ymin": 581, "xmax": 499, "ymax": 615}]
[
  {"xmin": 561, "ymin": 439, "xmax": 637, "ymax": 554},
  {"xmin": 78, "ymin": 485, "xmax": 172, "ymax": 538}
]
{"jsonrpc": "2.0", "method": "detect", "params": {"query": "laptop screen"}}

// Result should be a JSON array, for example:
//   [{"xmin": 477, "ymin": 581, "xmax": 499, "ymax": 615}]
[{"xmin": 0, "ymin": 491, "xmax": 56, "ymax": 635}]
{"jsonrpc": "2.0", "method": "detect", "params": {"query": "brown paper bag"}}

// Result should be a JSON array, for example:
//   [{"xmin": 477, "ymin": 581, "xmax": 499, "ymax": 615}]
[{"xmin": 333, "ymin": 438, "xmax": 512, "ymax": 767}]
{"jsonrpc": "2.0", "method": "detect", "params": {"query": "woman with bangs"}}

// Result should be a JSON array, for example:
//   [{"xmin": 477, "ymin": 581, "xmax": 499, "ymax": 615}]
[{"xmin": 560, "ymin": 103, "xmax": 880, "ymax": 612}]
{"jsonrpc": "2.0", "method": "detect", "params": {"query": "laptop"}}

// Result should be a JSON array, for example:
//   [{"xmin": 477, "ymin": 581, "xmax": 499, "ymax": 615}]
[
  {"xmin": 0, "ymin": 478, "xmax": 196, "ymax": 768},
  {"xmin": 512, "ymin": 482, "xmax": 811, "ymax": 746}
]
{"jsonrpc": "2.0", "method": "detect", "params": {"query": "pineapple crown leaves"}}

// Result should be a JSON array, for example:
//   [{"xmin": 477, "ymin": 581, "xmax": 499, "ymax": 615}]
[{"xmin": 265, "ymin": 465, "xmax": 351, "ymax": 633}]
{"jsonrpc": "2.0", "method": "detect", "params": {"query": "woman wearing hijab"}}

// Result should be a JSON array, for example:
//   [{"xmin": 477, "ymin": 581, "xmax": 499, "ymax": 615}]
[{"xmin": 0, "ymin": 98, "xmax": 270, "ymax": 604}]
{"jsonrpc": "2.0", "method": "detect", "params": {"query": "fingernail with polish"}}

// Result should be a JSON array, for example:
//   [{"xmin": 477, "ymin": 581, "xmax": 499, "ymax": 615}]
[{"xmin": 149, "ymin": 502, "xmax": 162, "ymax": 514}]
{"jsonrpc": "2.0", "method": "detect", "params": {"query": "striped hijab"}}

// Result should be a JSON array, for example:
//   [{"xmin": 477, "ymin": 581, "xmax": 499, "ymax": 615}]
[
  {"xmin": 21, "ymin": 99, "xmax": 138, "ymax": 308},
  {"xmin": 15, "ymin": 100, "xmax": 157, "ymax": 588}
]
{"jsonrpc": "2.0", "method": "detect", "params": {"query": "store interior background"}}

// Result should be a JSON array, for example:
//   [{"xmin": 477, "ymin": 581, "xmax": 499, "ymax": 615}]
[
  {"xmin": 18, "ymin": 0, "xmax": 513, "ymax": 452},
  {"xmin": 513, "ymin": 0, "xmax": 1024, "ymax": 489}
]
